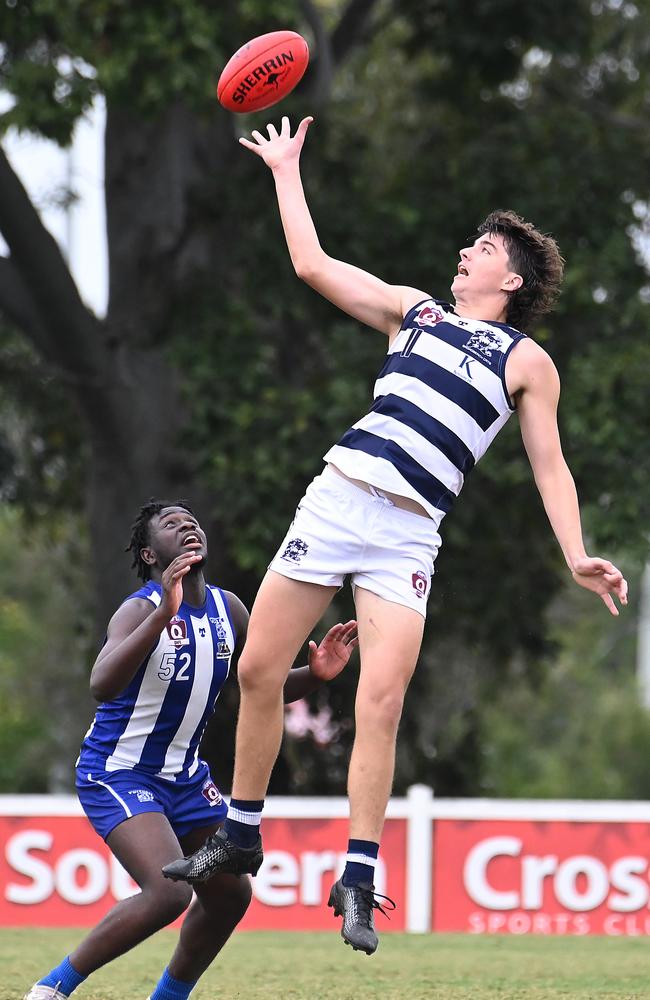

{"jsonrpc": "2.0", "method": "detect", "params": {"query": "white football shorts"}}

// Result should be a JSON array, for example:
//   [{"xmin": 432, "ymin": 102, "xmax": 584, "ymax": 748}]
[{"xmin": 268, "ymin": 465, "xmax": 442, "ymax": 617}]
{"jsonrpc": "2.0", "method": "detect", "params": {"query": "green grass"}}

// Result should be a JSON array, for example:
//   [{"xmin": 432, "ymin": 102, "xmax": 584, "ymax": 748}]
[{"xmin": 4, "ymin": 928, "xmax": 650, "ymax": 999}]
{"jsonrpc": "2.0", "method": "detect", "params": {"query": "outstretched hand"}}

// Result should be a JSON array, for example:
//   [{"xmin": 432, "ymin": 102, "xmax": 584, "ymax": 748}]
[
  {"xmin": 239, "ymin": 115, "xmax": 313, "ymax": 170},
  {"xmin": 308, "ymin": 620, "xmax": 358, "ymax": 682},
  {"xmin": 572, "ymin": 557, "xmax": 628, "ymax": 616}
]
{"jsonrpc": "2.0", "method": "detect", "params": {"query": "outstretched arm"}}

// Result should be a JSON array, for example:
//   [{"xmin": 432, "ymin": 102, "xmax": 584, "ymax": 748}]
[
  {"xmin": 239, "ymin": 116, "xmax": 426, "ymax": 338},
  {"xmin": 514, "ymin": 342, "xmax": 628, "ymax": 615}
]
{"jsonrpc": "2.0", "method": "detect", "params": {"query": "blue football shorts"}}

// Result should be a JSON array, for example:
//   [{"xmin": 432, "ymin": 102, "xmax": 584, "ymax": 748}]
[{"xmin": 76, "ymin": 758, "xmax": 228, "ymax": 841}]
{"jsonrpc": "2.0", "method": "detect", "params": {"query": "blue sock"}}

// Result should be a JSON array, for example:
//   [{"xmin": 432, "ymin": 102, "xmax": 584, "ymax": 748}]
[
  {"xmin": 224, "ymin": 798, "xmax": 264, "ymax": 848},
  {"xmin": 150, "ymin": 967, "xmax": 197, "ymax": 1000},
  {"xmin": 342, "ymin": 839, "xmax": 379, "ymax": 887},
  {"xmin": 38, "ymin": 956, "xmax": 86, "ymax": 996}
]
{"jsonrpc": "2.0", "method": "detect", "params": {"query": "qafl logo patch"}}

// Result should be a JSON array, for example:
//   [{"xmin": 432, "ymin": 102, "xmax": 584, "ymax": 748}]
[
  {"xmin": 412, "ymin": 570, "xmax": 428, "ymax": 599},
  {"xmin": 167, "ymin": 616, "xmax": 189, "ymax": 647},
  {"xmin": 201, "ymin": 779, "xmax": 223, "ymax": 807},
  {"xmin": 413, "ymin": 303, "xmax": 445, "ymax": 327}
]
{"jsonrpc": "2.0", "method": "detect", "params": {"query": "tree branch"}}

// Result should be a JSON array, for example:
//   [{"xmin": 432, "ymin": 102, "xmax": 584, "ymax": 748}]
[
  {"xmin": 300, "ymin": 0, "xmax": 334, "ymax": 106},
  {"xmin": 331, "ymin": 0, "xmax": 382, "ymax": 66},
  {"xmin": 301, "ymin": 0, "xmax": 383, "ymax": 103},
  {"xmin": 0, "ymin": 141, "xmax": 105, "ymax": 379},
  {"xmin": 0, "ymin": 255, "xmax": 50, "ymax": 356}
]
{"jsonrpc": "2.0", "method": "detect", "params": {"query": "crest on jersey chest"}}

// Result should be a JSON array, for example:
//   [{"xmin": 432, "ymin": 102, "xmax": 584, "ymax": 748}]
[
  {"xmin": 209, "ymin": 616, "xmax": 232, "ymax": 656},
  {"xmin": 462, "ymin": 327, "xmax": 507, "ymax": 360},
  {"xmin": 454, "ymin": 323, "xmax": 508, "ymax": 383},
  {"xmin": 413, "ymin": 302, "xmax": 445, "ymax": 327},
  {"xmin": 166, "ymin": 616, "xmax": 190, "ymax": 647}
]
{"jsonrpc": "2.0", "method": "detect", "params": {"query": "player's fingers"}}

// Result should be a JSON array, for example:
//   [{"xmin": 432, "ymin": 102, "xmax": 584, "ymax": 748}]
[
  {"xmin": 295, "ymin": 116, "xmax": 314, "ymax": 140},
  {"xmin": 239, "ymin": 137, "xmax": 265, "ymax": 155},
  {"xmin": 250, "ymin": 129, "xmax": 266, "ymax": 145},
  {"xmin": 601, "ymin": 592, "xmax": 619, "ymax": 616},
  {"xmin": 308, "ymin": 640, "xmax": 317, "ymax": 652},
  {"xmin": 267, "ymin": 122, "xmax": 279, "ymax": 139},
  {"xmin": 281, "ymin": 115, "xmax": 290, "ymax": 136}
]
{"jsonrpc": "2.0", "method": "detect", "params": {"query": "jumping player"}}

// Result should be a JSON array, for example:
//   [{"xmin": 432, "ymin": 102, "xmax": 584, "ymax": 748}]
[
  {"xmin": 25, "ymin": 499, "xmax": 357, "ymax": 1000},
  {"xmin": 163, "ymin": 118, "xmax": 628, "ymax": 955}
]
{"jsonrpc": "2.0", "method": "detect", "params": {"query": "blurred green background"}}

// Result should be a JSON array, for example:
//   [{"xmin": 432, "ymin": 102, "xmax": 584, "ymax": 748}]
[{"xmin": 0, "ymin": 0, "xmax": 648, "ymax": 799}]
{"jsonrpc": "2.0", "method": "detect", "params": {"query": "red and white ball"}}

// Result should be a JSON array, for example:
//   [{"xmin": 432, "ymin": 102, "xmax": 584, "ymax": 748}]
[{"xmin": 217, "ymin": 30, "xmax": 309, "ymax": 114}]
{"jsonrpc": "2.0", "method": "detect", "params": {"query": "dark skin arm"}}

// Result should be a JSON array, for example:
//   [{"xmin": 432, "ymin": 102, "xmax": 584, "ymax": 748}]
[
  {"xmin": 223, "ymin": 590, "xmax": 358, "ymax": 703},
  {"xmin": 90, "ymin": 551, "xmax": 202, "ymax": 701}
]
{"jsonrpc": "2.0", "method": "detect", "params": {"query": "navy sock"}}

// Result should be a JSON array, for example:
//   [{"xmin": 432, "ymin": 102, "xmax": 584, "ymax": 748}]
[
  {"xmin": 342, "ymin": 839, "xmax": 379, "ymax": 887},
  {"xmin": 150, "ymin": 968, "xmax": 196, "ymax": 1000},
  {"xmin": 38, "ymin": 956, "xmax": 86, "ymax": 996},
  {"xmin": 224, "ymin": 798, "xmax": 264, "ymax": 848}
]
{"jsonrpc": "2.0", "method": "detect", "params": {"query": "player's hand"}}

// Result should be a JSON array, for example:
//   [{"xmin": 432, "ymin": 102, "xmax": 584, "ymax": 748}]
[
  {"xmin": 159, "ymin": 553, "xmax": 202, "ymax": 618},
  {"xmin": 571, "ymin": 557, "xmax": 628, "ymax": 616},
  {"xmin": 308, "ymin": 620, "xmax": 358, "ymax": 682},
  {"xmin": 239, "ymin": 115, "xmax": 313, "ymax": 170}
]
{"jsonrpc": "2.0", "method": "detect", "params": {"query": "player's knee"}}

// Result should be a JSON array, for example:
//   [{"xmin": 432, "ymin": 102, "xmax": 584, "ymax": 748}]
[
  {"xmin": 357, "ymin": 688, "xmax": 405, "ymax": 732},
  {"xmin": 237, "ymin": 651, "xmax": 285, "ymax": 695},
  {"xmin": 153, "ymin": 879, "xmax": 193, "ymax": 923},
  {"xmin": 224, "ymin": 874, "xmax": 253, "ymax": 920},
  {"xmin": 197, "ymin": 874, "xmax": 252, "ymax": 923}
]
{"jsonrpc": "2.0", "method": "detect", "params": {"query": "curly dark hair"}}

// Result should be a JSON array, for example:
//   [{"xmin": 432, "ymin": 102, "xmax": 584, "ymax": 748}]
[
  {"xmin": 126, "ymin": 498, "xmax": 196, "ymax": 582},
  {"xmin": 477, "ymin": 209, "xmax": 564, "ymax": 331}
]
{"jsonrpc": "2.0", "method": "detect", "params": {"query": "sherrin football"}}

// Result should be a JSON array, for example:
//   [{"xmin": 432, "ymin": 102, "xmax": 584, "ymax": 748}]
[{"xmin": 217, "ymin": 30, "xmax": 309, "ymax": 114}]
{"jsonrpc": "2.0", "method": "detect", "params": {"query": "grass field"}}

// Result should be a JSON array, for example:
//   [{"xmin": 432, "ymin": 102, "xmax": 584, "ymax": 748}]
[{"xmin": 5, "ymin": 928, "xmax": 650, "ymax": 1000}]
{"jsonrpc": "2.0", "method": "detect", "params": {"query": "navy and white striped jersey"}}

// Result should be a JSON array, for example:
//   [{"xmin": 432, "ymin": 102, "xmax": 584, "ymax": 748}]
[
  {"xmin": 77, "ymin": 582, "xmax": 236, "ymax": 783},
  {"xmin": 324, "ymin": 297, "xmax": 526, "ymax": 524}
]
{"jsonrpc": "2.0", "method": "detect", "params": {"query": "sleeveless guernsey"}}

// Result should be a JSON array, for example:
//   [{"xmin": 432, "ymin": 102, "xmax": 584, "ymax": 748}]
[
  {"xmin": 324, "ymin": 298, "xmax": 526, "ymax": 525},
  {"xmin": 77, "ymin": 581, "xmax": 236, "ymax": 783}
]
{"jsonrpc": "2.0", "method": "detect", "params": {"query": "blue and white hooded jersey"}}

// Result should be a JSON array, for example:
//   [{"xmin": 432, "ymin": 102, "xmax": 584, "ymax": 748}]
[
  {"xmin": 77, "ymin": 582, "xmax": 236, "ymax": 783},
  {"xmin": 324, "ymin": 298, "xmax": 526, "ymax": 525}
]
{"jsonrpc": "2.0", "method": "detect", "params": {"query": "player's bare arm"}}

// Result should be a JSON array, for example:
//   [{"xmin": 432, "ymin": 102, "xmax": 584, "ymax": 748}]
[
  {"xmin": 225, "ymin": 590, "xmax": 358, "ymax": 702},
  {"xmin": 239, "ymin": 116, "xmax": 426, "ymax": 338},
  {"xmin": 90, "ymin": 551, "xmax": 202, "ymax": 701},
  {"xmin": 509, "ymin": 339, "xmax": 628, "ymax": 615}
]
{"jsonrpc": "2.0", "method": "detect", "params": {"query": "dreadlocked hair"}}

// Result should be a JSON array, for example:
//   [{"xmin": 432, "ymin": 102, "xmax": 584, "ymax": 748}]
[
  {"xmin": 477, "ymin": 210, "xmax": 565, "ymax": 331},
  {"xmin": 126, "ymin": 498, "xmax": 196, "ymax": 582}
]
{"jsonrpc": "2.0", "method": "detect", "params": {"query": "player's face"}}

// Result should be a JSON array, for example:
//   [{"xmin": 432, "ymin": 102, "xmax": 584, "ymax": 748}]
[
  {"xmin": 451, "ymin": 234, "xmax": 521, "ymax": 299},
  {"xmin": 145, "ymin": 506, "xmax": 208, "ymax": 571}
]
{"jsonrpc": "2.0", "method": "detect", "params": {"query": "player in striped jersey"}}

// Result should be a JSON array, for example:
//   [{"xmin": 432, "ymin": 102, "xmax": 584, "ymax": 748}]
[
  {"xmin": 165, "ymin": 118, "xmax": 628, "ymax": 954},
  {"xmin": 25, "ymin": 500, "xmax": 357, "ymax": 1000}
]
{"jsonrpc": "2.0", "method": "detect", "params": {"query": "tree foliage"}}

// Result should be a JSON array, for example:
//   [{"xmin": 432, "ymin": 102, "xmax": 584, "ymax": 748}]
[{"xmin": 0, "ymin": 0, "xmax": 648, "ymax": 793}]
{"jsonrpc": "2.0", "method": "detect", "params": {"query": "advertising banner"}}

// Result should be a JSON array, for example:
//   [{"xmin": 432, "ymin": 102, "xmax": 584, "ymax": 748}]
[
  {"xmin": 0, "ymin": 811, "xmax": 406, "ymax": 931},
  {"xmin": 433, "ymin": 818, "xmax": 650, "ymax": 936}
]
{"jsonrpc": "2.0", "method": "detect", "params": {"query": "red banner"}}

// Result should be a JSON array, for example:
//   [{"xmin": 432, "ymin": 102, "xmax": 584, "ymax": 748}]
[
  {"xmin": 6, "ymin": 803, "xmax": 650, "ymax": 934},
  {"xmin": 433, "ymin": 819, "xmax": 650, "ymax": 936},
  {"xmin": 0, "ymin": 814, "xmax": 406, "ymax": 930}
]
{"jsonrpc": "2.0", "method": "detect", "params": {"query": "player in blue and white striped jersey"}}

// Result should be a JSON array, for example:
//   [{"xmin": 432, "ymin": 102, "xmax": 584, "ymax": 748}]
[
  {"xmin": 25, "ymin": 499, "xmax": 357, "ymax": 1000},
  {"xmin": 168, "ymin": 117, "xmax": 628, "ymax": 956}
]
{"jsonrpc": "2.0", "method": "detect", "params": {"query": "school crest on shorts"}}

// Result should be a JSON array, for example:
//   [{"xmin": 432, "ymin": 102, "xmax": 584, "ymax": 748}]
[
  {"xmin": 280, "ymin": 538, "xmax": 309, "ymax": 563},
  {"xmin": 412, "ymin": 570, "xmax": 428, "ymax": 599}
]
